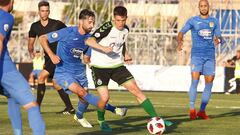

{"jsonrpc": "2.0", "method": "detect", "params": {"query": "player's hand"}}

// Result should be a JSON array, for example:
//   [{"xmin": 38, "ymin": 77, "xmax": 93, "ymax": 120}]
[
  {"xmin": 28, "ymin": 48, "xmax": 35, "ymax": 58},
  {"xmin": 50, "ymin": 54, "xmax": 61, "ymax": 64},
  {"xmin": 124, "ymin": 53, "xmax": 133, "ymax": 65},
  {"xmin": 214, "ymin": 37, "xmax": 220, "ymax": 46},
  {"xmin": 177, "ymin": 41, "xmax": 183, "ymax": 51},
  {"xmin": 101, "ymin": 46, "xmax": 113, "ymax": 53}
]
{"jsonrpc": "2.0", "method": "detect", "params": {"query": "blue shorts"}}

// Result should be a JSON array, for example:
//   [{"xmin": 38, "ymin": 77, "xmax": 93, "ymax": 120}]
[
  {"xmin": 191, "ymin": 56, "xmax": 215, "ymax": 76},
  {"xmin": 54, "ymin": 71, "xmax": 88, "ymax": 94},
  {"xmin": 32, "ymin": 70, "xmax": 42, "ymax": 78},
  {"xmin": 0, "ymin": 71, "xmax": 36, "ymax": 105}
]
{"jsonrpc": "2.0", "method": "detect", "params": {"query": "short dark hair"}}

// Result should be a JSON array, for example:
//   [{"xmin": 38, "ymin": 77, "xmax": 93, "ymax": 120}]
[
  {"xmin": 113, "ymin": 6, "xmax": 127, "ymax": 17},
  {"xmin": 38, "ymin": 1, "xmax": 49, "ymax": 10},
  {"xmin": 79, "ymin": 9, "xmax": 95, "ymax": 20},
  {"xmin": 0, "ymin": 0, "xmax": 11, "ymax": 6}
]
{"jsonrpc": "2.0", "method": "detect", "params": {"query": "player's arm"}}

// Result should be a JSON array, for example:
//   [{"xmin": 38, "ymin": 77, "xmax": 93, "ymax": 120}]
[
  {"xmin": 177, "ymin": 32, "xmax": 184, "ymax": 51},
  {"xmin": 28, "ymin": 24, "xmax": 37, "ymax": 58},
  {"xmin": 213, "ymin": 19, "xmax": 222, "ymax": 46},
  {"xmin": 177, "ymin": 18, "xmax": 193, "ymax": 51},
  {"xmin": 39, "ymin": 34, "xmax": 60, "ymax": 64},
  {"xmin": 122, "ymin": 43, "xmax": 133, "ymax": 64},
  {"xmin": 28, "ymin": 38, "xmax": 36, "ymax": 58},
  {"xmin": 0, "ymin": 34, "xmax": 3, "ymax": 58},
  {"xmin": 85, "ymin": 37, "xmax": 112, "ymax": 53},
  {"xmin": 85, "ymin": 22, "xmax": 113, "ymax": 53},
  {"xmin": 83, "ymin": 47, "xmax": 91, "ymax": 67}
]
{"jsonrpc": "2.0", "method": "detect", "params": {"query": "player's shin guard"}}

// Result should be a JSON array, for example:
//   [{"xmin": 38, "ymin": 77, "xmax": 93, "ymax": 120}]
[
  {"xmin": 97, "ymin": 109, "xmax": 105, "ymax": 121},
  {"xmin": 57, "ymin": 88, "xmax": 74, "ymax": 110},
  {"xmin": 200, "ymin": 83, "xmax": 213, "ymax": 111},
  {"xmin": 27, "ymin": 106, "xmax": 45, "ymax": 135},
  {"xmin": 37, "ymin": 83, "xmax": 46, "ymax": 106},
  {"xmin": 8, "ymin": 98, "xmax": 23, "ymax": 135},
  {"xmin": 76, "ymin": 101, "xmax": 89, "ymax": 119},
  {"xmin": 140, "ymin": 98, "xmax": 157, "ymax": 117},
  {"xmin": 189, "ymin": 79, "xmax": 199, "ymax": 109}
]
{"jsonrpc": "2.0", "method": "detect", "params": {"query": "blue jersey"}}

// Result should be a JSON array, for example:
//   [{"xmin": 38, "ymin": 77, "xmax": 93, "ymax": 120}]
[
  {"xmin": 47, "ymin": 26, "xmax": 91, "ymax": 74},
  {"xmin": 0, "ymin": 9, "xmax": 17, "ymax": 74},
  {"xmin": 180, "ymin": 16, "xmax": 221, "ymax": 59}
]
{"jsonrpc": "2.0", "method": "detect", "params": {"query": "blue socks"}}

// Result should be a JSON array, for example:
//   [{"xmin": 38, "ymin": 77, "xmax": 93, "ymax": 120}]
[
  {"xmin": 189, "ymin": 79, "xmax": 199, "ymax": 109},
  {"xmin": 83, "ymin": 93, "xmax": 100, "ymax": 107},
  {"xmin": 8, "ymin": 98, "xmax": 22, "ymax": 135},
  {"xmin": 200, "ymin": 82, "xmax": 213, "ymax": 111},
  {"xmin": 27, "ymin": 106, "xmax": 45, "ymax": 135},
  {"xmin": 76, "ymin": 101, "xmax": 89, "ymax": 119},
  {"xmin": 105, "ymin": 103, "xmax": 116, "ymax": 113}
]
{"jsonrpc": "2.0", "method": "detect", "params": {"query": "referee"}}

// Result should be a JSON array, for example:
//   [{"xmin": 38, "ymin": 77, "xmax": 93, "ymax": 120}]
[{"xmin": 28, "ymin": 1, "xmax": 74, "ymax": 114}]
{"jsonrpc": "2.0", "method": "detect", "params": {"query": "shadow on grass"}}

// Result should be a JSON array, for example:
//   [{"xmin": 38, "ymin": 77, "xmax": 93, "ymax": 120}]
[
  {"xmin": 75, "ymin": 104, "xmax": 192, "ymax": 135},
  {"xmin": 210, "ymin": 110, "xmax": 240, "ymax": 119}
]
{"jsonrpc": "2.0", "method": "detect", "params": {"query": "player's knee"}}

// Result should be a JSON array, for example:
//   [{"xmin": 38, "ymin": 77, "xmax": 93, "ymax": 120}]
[
  {"xmin": 22, "ymin": 102, "xmax": 38, "ymax": 110},
  {"xmin": 38, "ymin": 75, "xmax": 46, "ymax": 83},
  {"xmin": 101, "ymin": 96, "xmax": 109, "ymax": 103}
]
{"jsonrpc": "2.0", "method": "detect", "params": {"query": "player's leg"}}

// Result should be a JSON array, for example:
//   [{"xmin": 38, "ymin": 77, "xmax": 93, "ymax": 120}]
[
  {"xmin": 7, "ymin": 97, "xmax": 23, "ymax": 135},
  {"xmin": 37, "ymin": 69, "xmax": 49, "ymax": 106},
  {"xmin": 189, "ymin": 57, "xmax": 203, "ymax": 120},
  {"xmin": 197, "ymin": 58, "xmax": 215, "ymax": 120},
  {"xmin": 28, "ymin": 72, "xmax": 35, "ymax": 88},
  {"xmin": 112, "ymin": 66, "xmax": 172, "ymax": 126},
  {"xmin": 2, "ymin": 71, "xmax": 45, "ymax": 135},
  {"xmin": 0, "ymin": 86, "xmax": 23, "ymax": 135},
  {"xmin": 52, "ymin": 79, "xmax": 75, "ymax": 114}
]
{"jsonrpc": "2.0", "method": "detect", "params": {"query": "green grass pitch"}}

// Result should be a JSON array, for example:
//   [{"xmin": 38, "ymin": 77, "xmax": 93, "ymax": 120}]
[{"xmin": 0, "ymin": 90, "xmax": 240, "ymax": 135}]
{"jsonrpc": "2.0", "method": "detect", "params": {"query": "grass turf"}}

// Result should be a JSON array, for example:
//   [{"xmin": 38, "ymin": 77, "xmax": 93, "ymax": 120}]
[{"xmin": 0, "ymin": 90, "xmax": 240, "ymax": 135}]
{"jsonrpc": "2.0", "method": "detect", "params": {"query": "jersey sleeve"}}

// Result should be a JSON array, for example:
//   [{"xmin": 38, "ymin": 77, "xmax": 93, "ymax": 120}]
[
  {"xmin": 83, "ymin": 47, "xmax": 91, "ymax": 57},
  {"xmin": 91, "ymin": 21, "xmax": 112, "ymax": 42},
  {"xmin": 180, "ymin": 18, "xmax": 193, "ymax": 34},
  {"xmin": 28, "ymin": 23, "xmax": 37, "ymax": 38},
  {"xmin": 0, "ymin": 14, "xmax": 14, "ymax": 38},
  {"xmin": 57, "ymin": 20, "xmax": 67, "ymax": 29},
  {"xmin": 47, "ymin": 27, "xmax": 68, "ymax": 44},
  {"xmin": 214, "ymin": 19, "xmax": 221, "ymax": 37}
]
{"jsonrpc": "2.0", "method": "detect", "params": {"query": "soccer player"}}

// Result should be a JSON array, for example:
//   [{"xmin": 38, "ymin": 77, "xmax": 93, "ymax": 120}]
[
  {"xmin": 85, "ymin": 6, "xmax": 173, "ymax": 132},
  {"xmin": 28, "ymin": 0, "xmax": 75, "ymax": 114},
  {"xmin": 0, "ymin": 0, "xmax": 45, "ymax": 134},
  {"xmin": 0, "ymin": 85, "xmax": 23, "ymax": 135},
  {"xmin": 177, "ymin": 0, "xmax": 221, "ymax": 120},
  {"xmin": 28, "ymin": 50, "xmax": 44, "ymax": 89},
  {"xmin": 39, "ymin": 9, "xmax": 127, "ymax": 128}
]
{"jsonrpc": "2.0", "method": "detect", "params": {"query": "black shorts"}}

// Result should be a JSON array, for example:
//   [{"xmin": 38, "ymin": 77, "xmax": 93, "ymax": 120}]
[
  {"xmin": 91, "ymin": 65, "xmax": 134, "ymax": 88},
  {"xmin": 44, "ymin": 57, "xmax": 56, "ymax": 79},
  {"xmin": 0, "ymin": 85, "xmax": 4, "ymax": 96}
]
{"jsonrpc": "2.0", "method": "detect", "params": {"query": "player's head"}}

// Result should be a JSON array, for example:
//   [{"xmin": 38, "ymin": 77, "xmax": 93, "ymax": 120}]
[
  {"xmin": 198, "ymin": 0, "xmax": 209, "ymax": 16},
  {"xmin": 38, "ymin": 1, "xmax": 50, "ymax": 21},
  {"xmin": 113, "ymin": 6, "xmax": 127, "ymax": 30},
  {"xmin": 0, "ymin": 0, "xmax": 14, "ymax": 12},
  {"xmin": 79, "ymin": 9, "xmax": 95, "ymax": 33}
]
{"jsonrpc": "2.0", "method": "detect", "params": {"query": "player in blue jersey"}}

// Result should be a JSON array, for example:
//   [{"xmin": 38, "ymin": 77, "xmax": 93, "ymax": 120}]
[
  {"xmin": 0, "ymin": 0, "xmax": 45, "ymax": 135},
  {"xmin": 39, "ymin": 9, "xmax": 128, "ymax": 129},
  {"xmin": 0, "ymin": 85, "xmax": 23, "ymax": 135},
  {"xmin": 177, "ymin": 0, "xmax": 221, "ymax": 120}
]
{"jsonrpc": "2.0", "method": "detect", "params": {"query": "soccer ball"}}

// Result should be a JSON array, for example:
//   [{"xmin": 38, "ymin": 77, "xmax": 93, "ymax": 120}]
[{"xmin": 147, "ymin": 117, "xmax": 165, "ymax": 134}]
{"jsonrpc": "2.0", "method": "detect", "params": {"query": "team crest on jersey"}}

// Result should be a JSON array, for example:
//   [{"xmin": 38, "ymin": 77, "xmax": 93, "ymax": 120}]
[
  {"xmin": 94, "ymin": 32, "xmax": 100, "ymax": 38},
  {"xmin": 51, "ymin": 32, "xmax": 58, "ymax": 38},
  {"xmin": 3, "ymin": 24, "xmax": 9, "ymax": 32},
  {"xmin": 209, "ymin": 22, "xmax": 214, "ymax": 28},
  {"xmin": 97, "ymin": 79, "xmax": 102, "ymax": 85}
]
